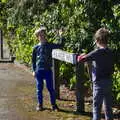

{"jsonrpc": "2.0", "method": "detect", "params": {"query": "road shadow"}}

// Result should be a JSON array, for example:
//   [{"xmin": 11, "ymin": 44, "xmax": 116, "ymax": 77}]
[
  {"xmin": 58, "ymin": 106, "xmax": 120, "ymax": 120},
  {"xmin": 57, "ymin": 98, "xmax": 120, "ymax": 119},
  {"xmin": 58, "ymin": 98, "xmax": 75, "ymax": 102}
]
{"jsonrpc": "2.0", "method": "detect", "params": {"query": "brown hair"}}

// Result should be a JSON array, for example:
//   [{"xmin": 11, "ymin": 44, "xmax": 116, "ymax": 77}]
[{"xmin": 94, "ymin": 28, "xmax": 110, "ymax": 44}]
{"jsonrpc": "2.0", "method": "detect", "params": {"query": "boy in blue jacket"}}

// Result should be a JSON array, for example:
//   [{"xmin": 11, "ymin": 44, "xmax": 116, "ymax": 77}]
[
  {"xmin": 32, "ymin": 26, "xmax": 64, "ymax": 111},
  {"xmin": 77, "ymin": 28, "xmax": 114, "ymax": 120}
]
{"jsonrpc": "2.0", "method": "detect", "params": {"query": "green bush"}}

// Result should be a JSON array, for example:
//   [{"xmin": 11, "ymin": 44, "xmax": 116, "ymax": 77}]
[
  {"xmin": 112, "ymin": 65, "xmax": 120, "ymax": 103},
  {"xmin": 1, "ymin": 0, "xmax": 120, "ymax": 103}
]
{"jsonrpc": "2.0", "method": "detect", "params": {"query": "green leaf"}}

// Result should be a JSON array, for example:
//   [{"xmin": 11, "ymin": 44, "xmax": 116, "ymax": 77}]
[
  {"xmin": 1, "ymin": 0, "xmax": 7, "ymax": 3},
  {"xmin": 70, "ymin": 0, "xmax": 77, "ymax": 5}
]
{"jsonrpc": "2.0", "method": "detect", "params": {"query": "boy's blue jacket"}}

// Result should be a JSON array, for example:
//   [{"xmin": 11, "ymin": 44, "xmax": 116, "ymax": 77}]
[{"xmin": 32, "ymin": 37, "xmax": 64, "ymax": 72}]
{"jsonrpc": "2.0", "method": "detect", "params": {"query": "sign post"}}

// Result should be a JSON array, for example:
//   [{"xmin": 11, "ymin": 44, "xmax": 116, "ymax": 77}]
[
  {"xmin": 52, "ymin": 49, "xmax": 85, "ymax": 113},
  {"xmin": 52, "ymin": 49, "xmax": 76, "ymax": 64},
  {"xmin": 52, "ymin": 59, "xmax": 60, "ymax": 99},
  {"xmin": 75, "ymin": 62, "xmax": 85, "ymax": 113},
  {"xmin": 52, "ymin": 49, "xmax": 76, "ymax": 99}
]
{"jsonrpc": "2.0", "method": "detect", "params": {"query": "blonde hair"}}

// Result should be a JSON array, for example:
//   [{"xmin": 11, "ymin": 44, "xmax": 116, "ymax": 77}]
[
  {"xmin": 94, "ymin": 28, "xmax": 110, "ymax": 44},
  {"xmin": 34, "ymin": 26, "xmax": 46, "ymax": 37}
]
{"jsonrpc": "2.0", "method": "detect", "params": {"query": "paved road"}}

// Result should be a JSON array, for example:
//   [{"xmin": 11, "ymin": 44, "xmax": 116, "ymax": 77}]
[
  {"xmin": 0, "ymin": 63, "xmax": 33, "ymax": 120},
  {"xmin": 0, "ymin": 64, "xmax": 119, "ymax": 120}
]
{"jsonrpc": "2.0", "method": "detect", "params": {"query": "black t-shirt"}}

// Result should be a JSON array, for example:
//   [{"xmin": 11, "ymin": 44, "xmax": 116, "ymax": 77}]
[{"xmin": 85, "ymin": 48, "xmax": 114, "ymax": 82}]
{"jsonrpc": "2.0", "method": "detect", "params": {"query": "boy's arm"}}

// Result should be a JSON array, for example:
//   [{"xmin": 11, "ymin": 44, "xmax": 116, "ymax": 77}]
[
  {"xmin": 77, "ymin": 50, "xmax": 97, "ymax": 62},
  {"xmin": 77, "ymin": 53, "xmax": 87, "ymax": 62},
  {"xmin": 32, "ymin": 47, "xmax": 37, "ymax": 73},
  {"xmin": 51, "ymin": 36, "xmax": 65, "ymax": 49}
]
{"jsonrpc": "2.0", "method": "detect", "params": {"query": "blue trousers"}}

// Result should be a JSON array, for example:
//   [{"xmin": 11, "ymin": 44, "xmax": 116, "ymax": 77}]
[
  {"xmin": 35, "ymin": 69, "xmax": 56, "ymax": 106},
  {"xmin": 92, "ymin": 79, "xmax": 113, "ymax": 120}
]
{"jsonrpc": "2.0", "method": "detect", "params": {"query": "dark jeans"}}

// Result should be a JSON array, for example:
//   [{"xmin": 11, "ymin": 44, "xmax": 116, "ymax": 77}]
[
  {"xmin": 35, "ymin": 69, "xmax": 56, "ymax": 106},
  {"xmin": 92, "ymin": 79, "xmax": 113, "ymax": 120}
]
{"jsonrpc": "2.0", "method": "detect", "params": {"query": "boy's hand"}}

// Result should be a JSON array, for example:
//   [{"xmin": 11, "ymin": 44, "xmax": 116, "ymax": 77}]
[
  {"xmin": 32, "ymin": 72, "xmax": 35, "ymax": 77},
  {"xmin": 77, "ymin": 53, "xmax": 86, "ymax": 62}
]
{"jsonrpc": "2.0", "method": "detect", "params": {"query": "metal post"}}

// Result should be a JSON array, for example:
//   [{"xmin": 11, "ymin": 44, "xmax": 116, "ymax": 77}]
[
  {"xmin": 0, "ymin": 30, "xmax": 3, "ymax": 59},
  {"xmin": 75, "ymin": 62, "xmax": 85, "ymax": 113}
]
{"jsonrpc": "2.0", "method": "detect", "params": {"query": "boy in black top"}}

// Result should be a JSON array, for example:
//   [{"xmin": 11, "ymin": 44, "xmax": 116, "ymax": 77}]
[
  {"xmin": 32, "ymin": 26, "xmax": 64, "ymax": 111},
  {"xmin": 77, "ymin": 28, "xmax": 114, "ymax": 120}
]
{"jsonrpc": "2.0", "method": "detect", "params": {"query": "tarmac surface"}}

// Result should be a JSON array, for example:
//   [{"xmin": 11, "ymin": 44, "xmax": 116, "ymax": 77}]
[{"xmin": 0, "ymin": 63, "xmax": 33, "ymax": 120}]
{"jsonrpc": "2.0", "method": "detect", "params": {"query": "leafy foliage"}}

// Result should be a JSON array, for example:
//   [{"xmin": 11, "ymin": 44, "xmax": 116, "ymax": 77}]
[
  {"xmin": 1, "ymin": 0, "xmax": 120, "ymax": 102},
  {"xmin": 113, "ymin": 65, "xmax": 120, "ymax": 103}
]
